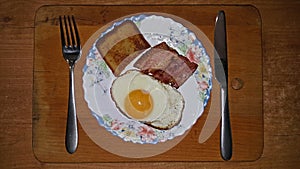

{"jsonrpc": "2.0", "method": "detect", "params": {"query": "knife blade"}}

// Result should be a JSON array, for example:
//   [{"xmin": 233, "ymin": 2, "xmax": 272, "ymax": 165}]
[{"xmin": 214, "ymin": 10, "xmax": 232, "ymax": 161}]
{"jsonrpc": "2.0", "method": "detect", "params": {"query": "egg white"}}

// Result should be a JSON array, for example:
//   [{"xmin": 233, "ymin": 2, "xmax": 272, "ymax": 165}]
[
  {"xmin": 111, "ymin": 69, "xmax": 185, "ymax": 129},
  {"xmin": 111, "ymin": 70, "xmax": 167, "ymax": 122}
]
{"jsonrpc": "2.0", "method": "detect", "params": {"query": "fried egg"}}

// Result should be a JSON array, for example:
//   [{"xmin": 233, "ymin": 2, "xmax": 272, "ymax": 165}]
[{"xmin": 111, "ymin": 70, "xmax": 184, "ymax": 129}]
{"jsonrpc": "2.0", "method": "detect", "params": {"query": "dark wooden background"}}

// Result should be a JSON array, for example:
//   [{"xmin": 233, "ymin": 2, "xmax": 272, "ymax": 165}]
[{"xmin": 0, "ymin": 0, "xmax": 299, "ymax": 168}]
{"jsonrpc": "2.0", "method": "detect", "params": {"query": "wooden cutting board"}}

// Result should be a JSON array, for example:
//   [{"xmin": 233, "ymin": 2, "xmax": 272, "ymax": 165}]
[{"xmin": 33, "ymin": 5, "xmax": 263, "ymax": 162}]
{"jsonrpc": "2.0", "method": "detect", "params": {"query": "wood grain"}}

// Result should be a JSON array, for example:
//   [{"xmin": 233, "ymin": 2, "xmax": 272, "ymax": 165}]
[
  {"xmin": 0, "ymin": 0, "xmax": 299, "ymax": 168},
  {"xmin": 32, "ymin": 5, "xmax": 262, "ymax": 162}
]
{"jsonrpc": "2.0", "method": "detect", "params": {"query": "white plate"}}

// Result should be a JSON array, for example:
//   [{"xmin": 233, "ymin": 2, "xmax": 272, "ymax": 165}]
[{"xmin": 82, "ymin": 14, "xmax": 212, "ymax": 144}]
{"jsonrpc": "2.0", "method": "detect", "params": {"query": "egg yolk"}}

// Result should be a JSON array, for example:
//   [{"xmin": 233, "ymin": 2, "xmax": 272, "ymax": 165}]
[{"xmin": 124, "ymin": 89, "xmax": 153, "ymax": 119}]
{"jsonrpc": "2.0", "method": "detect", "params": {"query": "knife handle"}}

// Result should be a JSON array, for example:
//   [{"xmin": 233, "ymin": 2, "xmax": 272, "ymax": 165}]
[{"xmin": 220, "ymin": 88, "xmax": 232, "ymax": 160}]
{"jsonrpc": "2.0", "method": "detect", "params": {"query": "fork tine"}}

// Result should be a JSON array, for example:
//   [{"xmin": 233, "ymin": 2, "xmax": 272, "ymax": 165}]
[
  {"xmin": 71, "ymin": 16, "xmax": 81, "ymax": 48},
  {"xmin": 64, "ymin": 16, "xmax": 71, "ymax": 47},
  {"xmin": 59, "ymin": 16, "xmax": 66, "ymax": 47},
  {"xmin": 67, "ymin": 16, "xmax": 76, "ymax": 47}
]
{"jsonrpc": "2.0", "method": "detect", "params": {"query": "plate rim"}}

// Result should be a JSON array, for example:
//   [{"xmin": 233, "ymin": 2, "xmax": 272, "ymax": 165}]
[{"xmin": 81, "ymin": 12, "xmax": 212, "ymax": 144}]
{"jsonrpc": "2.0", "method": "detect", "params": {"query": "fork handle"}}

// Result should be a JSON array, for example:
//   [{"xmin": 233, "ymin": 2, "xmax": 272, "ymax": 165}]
[{"xmin": 65, "ymin": 65, "xmax": 78, "ymax": 154}]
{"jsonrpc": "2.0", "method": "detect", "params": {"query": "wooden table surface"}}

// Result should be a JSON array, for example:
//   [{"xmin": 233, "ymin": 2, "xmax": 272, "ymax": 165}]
[{"xmin": 0, "ymin": 0, "xmax": 299, "ymax": 169}]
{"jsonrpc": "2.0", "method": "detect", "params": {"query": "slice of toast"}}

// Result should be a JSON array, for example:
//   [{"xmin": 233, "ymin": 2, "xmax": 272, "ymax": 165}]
[{"xmin": 96, "ymin": 20, "xmax": 150, "ymax": 76}]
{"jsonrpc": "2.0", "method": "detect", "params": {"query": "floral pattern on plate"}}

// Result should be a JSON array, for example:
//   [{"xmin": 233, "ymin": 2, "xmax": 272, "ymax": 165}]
[{"xmin": 83, "ymin": 14, "xmax": 212, "ymax": 144}]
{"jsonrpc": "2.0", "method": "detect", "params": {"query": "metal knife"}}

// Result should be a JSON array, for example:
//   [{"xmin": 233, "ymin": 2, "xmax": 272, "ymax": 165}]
[{"xmin": 214, "ymin": 10, "xmax": 232, "ymax": 161}]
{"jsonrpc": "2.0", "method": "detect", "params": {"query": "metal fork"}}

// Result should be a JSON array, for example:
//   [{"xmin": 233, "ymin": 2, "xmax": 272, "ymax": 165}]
[{"xmin": 59, "ymin": 15, "xmax": 81, "ymax": 154}]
